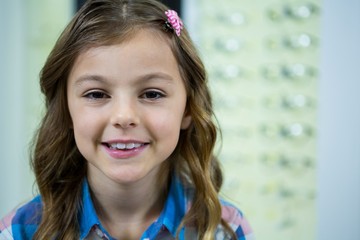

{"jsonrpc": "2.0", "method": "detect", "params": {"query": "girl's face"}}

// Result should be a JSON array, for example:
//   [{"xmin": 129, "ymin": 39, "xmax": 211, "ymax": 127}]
[{"xmin": 67, "ymin": 29, "xmax": 191, "ymax": 185}]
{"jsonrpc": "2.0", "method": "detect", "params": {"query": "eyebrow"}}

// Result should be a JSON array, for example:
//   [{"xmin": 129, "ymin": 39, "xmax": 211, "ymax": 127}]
[
  {"xmin": 73, "ymin": 72, "xmax": 175, "ymax": 87},
  {"xmin": 74, "ymin": 75, "xmax": 107, "ymax": 86}
]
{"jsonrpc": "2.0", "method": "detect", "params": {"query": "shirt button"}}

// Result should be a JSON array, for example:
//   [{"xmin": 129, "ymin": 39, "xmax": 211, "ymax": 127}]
[{"xmin": 95, "ymin": 227, "xmax": 105, "ymax": 238}]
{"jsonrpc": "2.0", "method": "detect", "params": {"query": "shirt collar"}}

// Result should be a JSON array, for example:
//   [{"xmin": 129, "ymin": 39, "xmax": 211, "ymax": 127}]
[
  {"xmin": 78, "ymin": 174, "xmax": 187, "ymax": 239},
  {"xmin": 78, "ymin": 179, "xmax": 106, "ymax": 239},
  {"xmin": 153, "ymin": 174, "xmax": 187, "ymax": 237}
]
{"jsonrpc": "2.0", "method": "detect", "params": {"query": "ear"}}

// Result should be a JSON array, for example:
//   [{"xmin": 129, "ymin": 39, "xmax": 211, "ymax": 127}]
[{"xmin": 181, "ymin": 114, "xmax": 192, "ymax": 130}]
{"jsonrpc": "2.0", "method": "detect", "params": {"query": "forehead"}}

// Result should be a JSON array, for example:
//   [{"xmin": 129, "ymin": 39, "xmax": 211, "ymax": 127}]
[{"xmin": 68, "ymin": 28, "xmax": 183, "ymax": 85}]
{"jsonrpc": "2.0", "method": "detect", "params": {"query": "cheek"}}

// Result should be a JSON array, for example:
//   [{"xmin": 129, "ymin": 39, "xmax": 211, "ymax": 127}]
[
  {"xmin": 149, "ymin": 111, "xmax": 184, "ymax": 139},
  {"xmin": 71, "ymin": 111, "xmax": 100, "ymax": 141},
  {"xmin": 71, "ymin": 114, "xmax": 102, "ymax": 161},
  {"xmin": 72, "ymin": 123, "xmax": 92, "ymax": 148}
]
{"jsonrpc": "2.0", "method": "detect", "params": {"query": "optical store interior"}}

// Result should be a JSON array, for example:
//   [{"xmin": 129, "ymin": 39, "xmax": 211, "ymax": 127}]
[{"xmin": 0, "ymin": 0, "xmax": 359, "ymax": 239}]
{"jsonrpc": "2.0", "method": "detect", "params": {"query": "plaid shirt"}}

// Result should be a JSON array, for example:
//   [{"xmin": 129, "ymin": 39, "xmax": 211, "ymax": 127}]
[{"xmin": 0, "ymin": 176, "xmax": 254, "ymax": 240}]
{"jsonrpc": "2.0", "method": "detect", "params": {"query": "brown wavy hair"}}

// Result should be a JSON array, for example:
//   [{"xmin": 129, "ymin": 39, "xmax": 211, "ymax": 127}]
[{"xmin": 31, "ymin": 0, "xmax": 236, "ymax": 239}]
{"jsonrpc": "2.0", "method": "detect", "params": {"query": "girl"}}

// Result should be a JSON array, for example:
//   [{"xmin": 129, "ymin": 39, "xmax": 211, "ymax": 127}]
[{"xmin": 0, "ymin": 0, "xmax": 253, "ymax": 239}]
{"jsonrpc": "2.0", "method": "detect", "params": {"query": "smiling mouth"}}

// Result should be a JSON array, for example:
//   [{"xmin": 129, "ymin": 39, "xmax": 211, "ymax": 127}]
[{"xmin": 105, "ymin": 142, "xmax": 148, "ymax": 150}]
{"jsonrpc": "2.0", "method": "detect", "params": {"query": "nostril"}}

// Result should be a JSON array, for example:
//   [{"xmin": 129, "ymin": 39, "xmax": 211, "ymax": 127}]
[
  {"xmin": 113, "ymin": 121, "xmax": 137, "ymax": 129},
  {"xmin": 110, "ymin": 109, "xmax": 139, "ymax": 128}
]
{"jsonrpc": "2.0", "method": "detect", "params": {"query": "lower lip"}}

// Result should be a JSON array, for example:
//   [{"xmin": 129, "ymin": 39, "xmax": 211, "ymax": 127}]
[{"xmin": 103, "ymin": 144, "xmax": 147, "ymax": 159}]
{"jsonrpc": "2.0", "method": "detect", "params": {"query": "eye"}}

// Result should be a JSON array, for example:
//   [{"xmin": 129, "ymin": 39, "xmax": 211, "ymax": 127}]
[
  {"xmin": 141, "ymin": 90, "xmax": 165, "ymax": 100},
  {"xmin": 83, "ymin": 91, "xmax": 109, "ymax": 100}
]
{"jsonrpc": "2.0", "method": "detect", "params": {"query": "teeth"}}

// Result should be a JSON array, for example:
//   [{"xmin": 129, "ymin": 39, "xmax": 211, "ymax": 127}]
[
  {"xmin": 117, "ymin": 143, "xmax": 126, "ymax": 149},
  {"xmin": 126, "ymin": 143, "xmax": 135, "ymax": 149},
  {"xmin": 109, "ymin": 143, "xmax": 143, "ymax": 150}
]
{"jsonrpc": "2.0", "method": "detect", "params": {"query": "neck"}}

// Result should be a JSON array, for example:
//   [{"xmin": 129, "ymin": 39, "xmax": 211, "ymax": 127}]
[
  {"xmin": 87, "ymin": 167, "xmax": 170, "ymax": 239},
  {"xmin": 92, "ymin": 177, "xmax": 167, "ymax": 216}
]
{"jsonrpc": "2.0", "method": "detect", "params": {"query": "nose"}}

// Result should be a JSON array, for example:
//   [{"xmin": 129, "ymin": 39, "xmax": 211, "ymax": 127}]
[{"xmin": 110, "ymin": 98, "xmax": 140, "ymax": 129}]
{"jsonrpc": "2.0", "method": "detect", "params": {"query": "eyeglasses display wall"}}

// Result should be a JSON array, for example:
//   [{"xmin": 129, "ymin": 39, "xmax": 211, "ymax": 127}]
[{"xmin": 196, "ymin": 0, "xmax": 320, "ymax": 239}]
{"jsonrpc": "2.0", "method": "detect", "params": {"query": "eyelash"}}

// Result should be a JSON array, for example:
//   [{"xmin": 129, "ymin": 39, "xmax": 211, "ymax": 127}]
[
  {"xmin": 140, "ymin": 90, "xmax": 166, "ymax": 100},
  {"xmin": 83, "ymin": 91, "xmax": 109, "ymax": 100},
  {"xmin": 82, "ymin": 90, "xmax": 166, "ymax": 101}
]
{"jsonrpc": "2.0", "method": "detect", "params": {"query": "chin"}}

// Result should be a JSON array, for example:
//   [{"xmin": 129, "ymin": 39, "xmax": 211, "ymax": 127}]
[{"xmin": 108, "ymin": 169, "xmax": 148, "ymax": 184}]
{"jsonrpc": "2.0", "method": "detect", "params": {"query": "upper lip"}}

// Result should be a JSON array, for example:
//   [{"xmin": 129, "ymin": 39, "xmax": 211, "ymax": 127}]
[{"xmin": 103, "ymin": 139, "xmax": 148, "ymax": 144}]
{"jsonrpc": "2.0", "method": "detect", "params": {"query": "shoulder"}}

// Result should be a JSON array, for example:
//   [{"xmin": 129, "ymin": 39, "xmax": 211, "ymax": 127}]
[
  {"xmin": 219, "ymin": 199, "xmax": 255, "ymax": 240},
  {"xmin": 178, "ymin": 175, "xmax": 254, "ymax": 239},
  {"xmin": 0, "ymin": 195, "xmax": 43, "ymax": 240}
]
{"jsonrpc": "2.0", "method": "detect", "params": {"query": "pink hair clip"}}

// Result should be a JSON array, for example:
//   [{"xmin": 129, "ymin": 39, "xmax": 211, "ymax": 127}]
[{"xmin": 165, "ymin": 10, "xmax": 183, "ymax": 36}]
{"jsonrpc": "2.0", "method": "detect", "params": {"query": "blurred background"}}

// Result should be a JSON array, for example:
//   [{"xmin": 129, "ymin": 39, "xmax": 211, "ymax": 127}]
[{"xmin": 0, "ymin": 0, "xmax": 359, "ymax": 239}]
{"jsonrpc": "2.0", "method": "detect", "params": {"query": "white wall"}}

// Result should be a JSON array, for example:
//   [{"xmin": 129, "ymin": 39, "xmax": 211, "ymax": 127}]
[
  {"xmin": 317, "ymin": 0, "xmax": 360, "ymax": 239},
  {"xmin": 0, "ymin": 0, "xmax": 31, "ymax": 216},
  {"xmin": 0, "ymin": 0, "xmax": 73, "ymax": 217}
]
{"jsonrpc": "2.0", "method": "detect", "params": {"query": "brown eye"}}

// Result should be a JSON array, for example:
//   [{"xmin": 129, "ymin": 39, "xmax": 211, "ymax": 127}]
[
  {"xmin": 141, "ymin": 91, "xmax": 165, "ymax": 100},
  {"xmin": 84, "ymin": 91, "xmax": 109, "ymax": 99}
]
